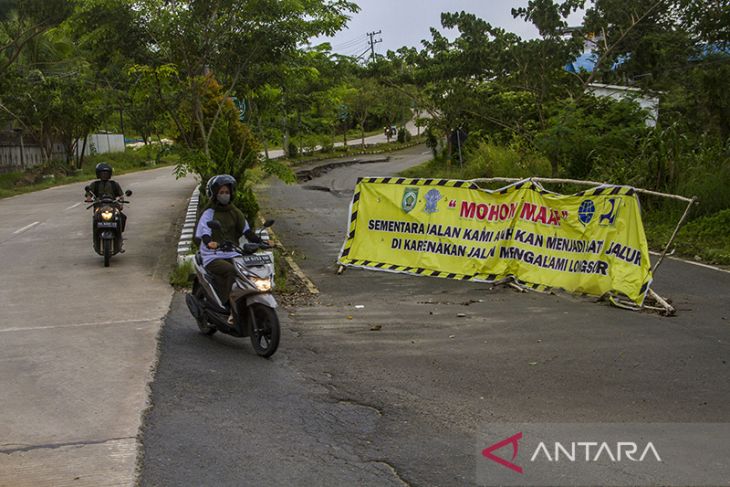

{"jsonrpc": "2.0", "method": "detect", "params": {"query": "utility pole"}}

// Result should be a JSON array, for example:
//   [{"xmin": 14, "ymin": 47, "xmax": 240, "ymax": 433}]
[{"xmin": 367, "ymin": 30, "xmax": 382, "ymax": 63}]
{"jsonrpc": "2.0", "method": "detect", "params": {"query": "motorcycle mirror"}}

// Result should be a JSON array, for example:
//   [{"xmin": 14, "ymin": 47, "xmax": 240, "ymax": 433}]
[
  {"xmin": 263, "ymin": 219, "xmax": 275, "ymax": 228},
  {"xmin": 125, "ymin": 190, "xmax": 133, "ymax": 197},
  {"xmin": 207, "ymin": 220, "xmax": 222, "ymax": 231}
]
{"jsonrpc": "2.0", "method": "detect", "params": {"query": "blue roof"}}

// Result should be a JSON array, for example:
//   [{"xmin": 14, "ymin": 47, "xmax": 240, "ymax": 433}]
[
  {"xmin": 568, "ymin": 43, "xmax": 729, "ymax": 73},
  {"xmin": 566, "ymin": 52, "xmax": 598, "ymax": 73}
]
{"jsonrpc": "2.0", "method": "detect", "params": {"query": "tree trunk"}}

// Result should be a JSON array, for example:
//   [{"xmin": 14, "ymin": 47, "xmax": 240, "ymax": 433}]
[
  {"xmin": 78, "ymin": 134, "xmax": 88, "ymax": 170},
  {"xmin": 282, "ymin": 113, "xmax": 289, "ymax": 156},
  {"xmin": 257, "ymin": 116, "xmax": 269, "ymax": 159}
]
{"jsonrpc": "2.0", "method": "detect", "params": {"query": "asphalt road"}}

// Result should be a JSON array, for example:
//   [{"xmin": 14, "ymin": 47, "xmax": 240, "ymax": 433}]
[
  {"xmin": 265, "ymin": 121, "xmax": 420, "ymax": 159},
  {"xmin": 140, "ymin": 145, "xmax": 730, "ymax": 486},
  {"xmin": 0, "ymin": 166, "xmax": 195, "ymax": 487}
]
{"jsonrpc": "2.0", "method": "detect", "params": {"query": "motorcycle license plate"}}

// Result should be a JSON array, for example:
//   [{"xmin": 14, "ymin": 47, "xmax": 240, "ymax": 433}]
[
  {"xmin": 242, "ymin": 254, "xmax": 271, "ymax": 266},
  {"xmin": 97, "ymin": 222, "xmax": 117, "ymax": 228}
]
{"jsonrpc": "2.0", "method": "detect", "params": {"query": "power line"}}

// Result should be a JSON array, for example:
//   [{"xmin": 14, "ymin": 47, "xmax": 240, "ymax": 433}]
[
  {"xmin": 340, "ymin": 40, "xmax": 370, "ymax": 56},
  {"xmin": 355, "ymin": 47, "xmax": 372, "ymax": 62},
  {"xmin": 330, "ymin": 35, "xmax": 368, "ymax": 50}
]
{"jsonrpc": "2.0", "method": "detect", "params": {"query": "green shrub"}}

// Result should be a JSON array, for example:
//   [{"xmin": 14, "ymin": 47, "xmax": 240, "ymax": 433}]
[
  {"xmin": 169, "ymin": 260, "xmax": 195, "ymax": 288},
  {"xmin": 397, "ymin": 127, "xmax": 411, "ymax": 143},
  {"xmin": 287, "ymin": 142, "xmax": 298, "ymax": 158}
]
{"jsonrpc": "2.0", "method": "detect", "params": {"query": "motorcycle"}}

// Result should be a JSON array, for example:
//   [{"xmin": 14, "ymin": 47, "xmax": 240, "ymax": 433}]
[
  {"xmin": 185, "ymin": 219, "xmax": 280, "ymax": 358},
  {"xmin": 85, "ymin": 187, "xmax": 132, "ymax": 267}
]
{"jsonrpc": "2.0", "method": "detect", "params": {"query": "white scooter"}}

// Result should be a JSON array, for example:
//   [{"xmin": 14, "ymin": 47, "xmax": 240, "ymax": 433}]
[{"xmin": 185, "ymin": 219, "xmax": 280, "ymax": 357}]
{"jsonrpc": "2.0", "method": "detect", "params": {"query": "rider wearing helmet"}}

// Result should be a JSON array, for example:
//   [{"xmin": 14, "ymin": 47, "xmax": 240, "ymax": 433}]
[
  {"xmin": 85, "ymin": 163, "xmax": 127, "ymax": 233},
  {"xmin": 195, "ymin": 175, "xmax": 264, "ymax": 323}
]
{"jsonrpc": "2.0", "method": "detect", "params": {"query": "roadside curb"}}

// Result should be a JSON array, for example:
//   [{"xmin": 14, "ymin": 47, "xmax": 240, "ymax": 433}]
[
  {"xmin": 259, "ymin": 217, "xmax": 320, "ymax": 295},
  {"xmin": 176, "ymin": 187, "xmax": 199, "ymax": 265}
]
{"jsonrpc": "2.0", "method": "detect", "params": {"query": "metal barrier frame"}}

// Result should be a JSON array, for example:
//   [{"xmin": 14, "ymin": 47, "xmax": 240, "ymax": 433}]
[{"xmin": 467, "ymin": 177, "xmax": 698, "ymax": 315}]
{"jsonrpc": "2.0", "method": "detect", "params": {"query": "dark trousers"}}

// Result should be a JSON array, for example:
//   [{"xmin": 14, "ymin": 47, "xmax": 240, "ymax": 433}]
[{"xmin": 206, "ymin": 259, "xmax": 235, "ymax": 306}]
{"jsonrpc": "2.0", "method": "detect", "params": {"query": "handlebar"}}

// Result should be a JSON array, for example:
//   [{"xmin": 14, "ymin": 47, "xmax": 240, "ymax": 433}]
[
  {"xmin": 85, "ymin": 198, "xmax": 130, "ymax": 209},
  {"xmin": 218, "ymin": 241, "xmax": 271, "ymax": 255}
]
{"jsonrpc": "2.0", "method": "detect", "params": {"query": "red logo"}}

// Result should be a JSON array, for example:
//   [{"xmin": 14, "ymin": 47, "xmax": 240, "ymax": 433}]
[{"xmin": 482, "ymin": 432, "xmax": 524, "ymax": 474}]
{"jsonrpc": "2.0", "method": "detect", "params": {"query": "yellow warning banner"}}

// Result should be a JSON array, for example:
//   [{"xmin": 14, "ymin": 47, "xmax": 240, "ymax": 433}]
[{"xmin": 338, "ymin": 178, "xmax": 653, "ymax": 304}]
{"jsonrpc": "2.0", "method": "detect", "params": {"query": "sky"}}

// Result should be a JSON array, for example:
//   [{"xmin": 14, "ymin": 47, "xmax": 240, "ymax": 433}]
[{"xmin": 312, "ymin": 0, "xmax": 586, "ymax": 58}]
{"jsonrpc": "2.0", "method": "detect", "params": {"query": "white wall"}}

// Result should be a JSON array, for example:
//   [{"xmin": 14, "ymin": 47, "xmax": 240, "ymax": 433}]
[
  {"xmin": 587, "ymin": 83, "xmax": 660, "ymax": 127},
  {"xmin": 78, "ymin": 133, "xmax": 125, "ymax": 157},
  {"xmin": 0, "ymin": 133, "xmax": 126, "ymax": 173}
]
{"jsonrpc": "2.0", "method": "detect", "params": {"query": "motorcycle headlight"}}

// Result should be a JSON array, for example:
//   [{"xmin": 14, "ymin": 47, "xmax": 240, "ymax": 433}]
[
  {"xmin": 101, "ymin": 210, "xmax": 114, "ymax": 221},
  {"xmin": 253, "ymin": 277, "xmax": 272, "ymax": 292}
]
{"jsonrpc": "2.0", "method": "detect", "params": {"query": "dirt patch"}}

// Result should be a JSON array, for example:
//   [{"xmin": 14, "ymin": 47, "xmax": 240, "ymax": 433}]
[{"xmin": 274, "ymin": 250, "xmax": 319, "ymax": 308}]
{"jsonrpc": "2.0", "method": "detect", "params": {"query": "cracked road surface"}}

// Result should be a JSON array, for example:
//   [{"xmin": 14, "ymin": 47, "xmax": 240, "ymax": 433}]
[
  {"xmin": 0, "ymin": 166, "xmax": 195, "ymax": 487},
  {"xmin": 140, "ymin": 145, "xmax": 730, "ymax": 486}
]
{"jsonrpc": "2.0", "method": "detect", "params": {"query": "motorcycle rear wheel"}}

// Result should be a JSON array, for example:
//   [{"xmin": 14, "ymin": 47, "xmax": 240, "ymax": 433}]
[
  {"xmin": 193, "ymin": 283, "xmax": 217, "ymax": 336},
  {"xmin": 249, "ymin": 304, "xmax": 280, "ymax": 358}
]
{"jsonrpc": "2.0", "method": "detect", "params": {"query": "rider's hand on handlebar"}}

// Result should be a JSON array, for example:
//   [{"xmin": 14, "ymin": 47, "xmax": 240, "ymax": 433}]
[{"xmin": 207, "ymin": 241, "xmax": 219, "ymax": 250}]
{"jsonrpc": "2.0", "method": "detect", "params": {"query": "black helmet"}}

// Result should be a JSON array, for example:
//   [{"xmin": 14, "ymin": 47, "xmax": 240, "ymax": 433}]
[
  {"xmin": 206, "ymin": 174, "xmax": 237, "ymax": 202},
  {"xmin": 95, "ymin": 163, "xmax": 113, "ymax": 179}
]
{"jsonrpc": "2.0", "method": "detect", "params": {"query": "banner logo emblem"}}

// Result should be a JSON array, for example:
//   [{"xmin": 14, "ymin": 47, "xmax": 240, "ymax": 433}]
[
  {"xmin": 578, "ymin": 200, "xmax": 595, "ymax": 225},
  {"xmin": 600, "ymin": 198, "xmax": 621, "ymax": 226},
  {"xmin": 401, "ymin": 188, "xmax": 419, "ymax": 213},
  {"xmin": 482, "ymin": 432, "xmax": 524, "ymax": 474},
  {"xmin": 424, "ymin": 189, "xmax": 442, "ymax": 214}
]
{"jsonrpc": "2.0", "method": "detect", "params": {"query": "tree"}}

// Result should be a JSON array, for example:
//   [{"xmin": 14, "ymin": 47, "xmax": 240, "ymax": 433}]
[
  {"xmin": 347, "ymin": 78, "xmax": 381, "ymax": 147},
  {"xmin": 134, "ymin": 0, "xmax": 358, "ymax": 159}
]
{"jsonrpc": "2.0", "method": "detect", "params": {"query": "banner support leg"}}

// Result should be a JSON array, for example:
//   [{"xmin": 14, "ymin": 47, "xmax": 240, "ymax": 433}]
[
  {"xmin": 652, "ymin": 197, "xmax": 697, "ymax": 275},
  {"xmin": 647, "ymin": 288, "xmax": 676, "ymax": 316}
]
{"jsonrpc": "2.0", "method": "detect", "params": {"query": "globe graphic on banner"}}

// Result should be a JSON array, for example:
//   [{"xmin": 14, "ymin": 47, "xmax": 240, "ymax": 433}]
[{"xmin": 578, "ymin": 200, "xmax": 595, "ymax": 225}]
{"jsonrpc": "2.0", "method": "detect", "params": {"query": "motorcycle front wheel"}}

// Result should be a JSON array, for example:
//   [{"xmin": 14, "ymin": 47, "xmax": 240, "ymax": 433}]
[
  {"xmin": 249, "ymin": 304, "xmax": 280, "ymax": 358},
  {"xmin": 103, "ymin": 239, "xmax": 111, "ymax": 267}
]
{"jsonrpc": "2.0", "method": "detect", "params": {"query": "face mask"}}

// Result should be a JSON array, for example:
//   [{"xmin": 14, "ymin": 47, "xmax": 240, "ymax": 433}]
[{"xmin": 217, "ymin": 194, "xmax": 231, "ymax": 205}]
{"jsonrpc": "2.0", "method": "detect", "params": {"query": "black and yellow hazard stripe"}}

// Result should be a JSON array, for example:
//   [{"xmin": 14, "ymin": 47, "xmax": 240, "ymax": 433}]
[
  {"xmin": 339, "ymin": 183, "xmax": 363, "ymax": 259},
  {"xmin": 340, "ymin": 259, "xmax": 484, "ymax": 281},
  {"xmin": 356, "ymin": 177, "xmax": 478, "ymax": 189},
  {"xmin": 574, "ymin": 185, "xmax": 636, "ymax": 197},
  {"xmin": 496, "ymin": 180, "xmax": 541, "ymax": 195}
]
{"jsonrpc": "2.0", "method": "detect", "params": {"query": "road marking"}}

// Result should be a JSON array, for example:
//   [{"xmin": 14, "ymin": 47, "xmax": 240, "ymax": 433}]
[
  {"xmin": 649, "ymin": 251, "xmax": 730, "ymax": 274},
  {"xmin": 13, "ymin": 222, "xmax": 39, "ymax": 234},
  {"xmin": 65, "ymin": 202, "xmax": 82, "ymax": 211},
  {"xmin": 0, "ymin": 317, "xmax": 160, "ymax": 334},
  {"xmin": 421, "ymin": 151, "xmax": 432, "ymax": 155},
  {"xmin": 260, "ymin": 217, "xmax": 320, "ymax": 295}
]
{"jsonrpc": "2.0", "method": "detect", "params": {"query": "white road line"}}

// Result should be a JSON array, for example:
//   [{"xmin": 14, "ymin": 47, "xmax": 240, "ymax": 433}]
[
  {"xmin": 12, "ymin": 222, "xmax": 39, "ymax": 234},
  {"xmin": 64, "ymin": 202, "xmax": 82, "ymax": 211},
  {"xmin": 650, "ymin": 251, "xmax": 729, "ymax": 274},
  {"xmin": 0, "ymin": 317, "xmax": 160, "ymax": 334}
]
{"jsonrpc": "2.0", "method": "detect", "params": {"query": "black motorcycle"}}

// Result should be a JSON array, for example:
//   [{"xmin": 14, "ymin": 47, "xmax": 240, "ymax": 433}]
[
  {"xmin": 85, "ymin": 187, "xmax": 132, "ymax": 267},
  {"xmin": 185, "ymin": 219, "xmax": 280, "ymax": 358}
]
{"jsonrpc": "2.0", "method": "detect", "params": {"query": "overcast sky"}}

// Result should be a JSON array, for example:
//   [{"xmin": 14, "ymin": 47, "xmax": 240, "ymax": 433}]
[{"xmin": 312, "ymin": 1, "xmax": 585, "ymax": 57}]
